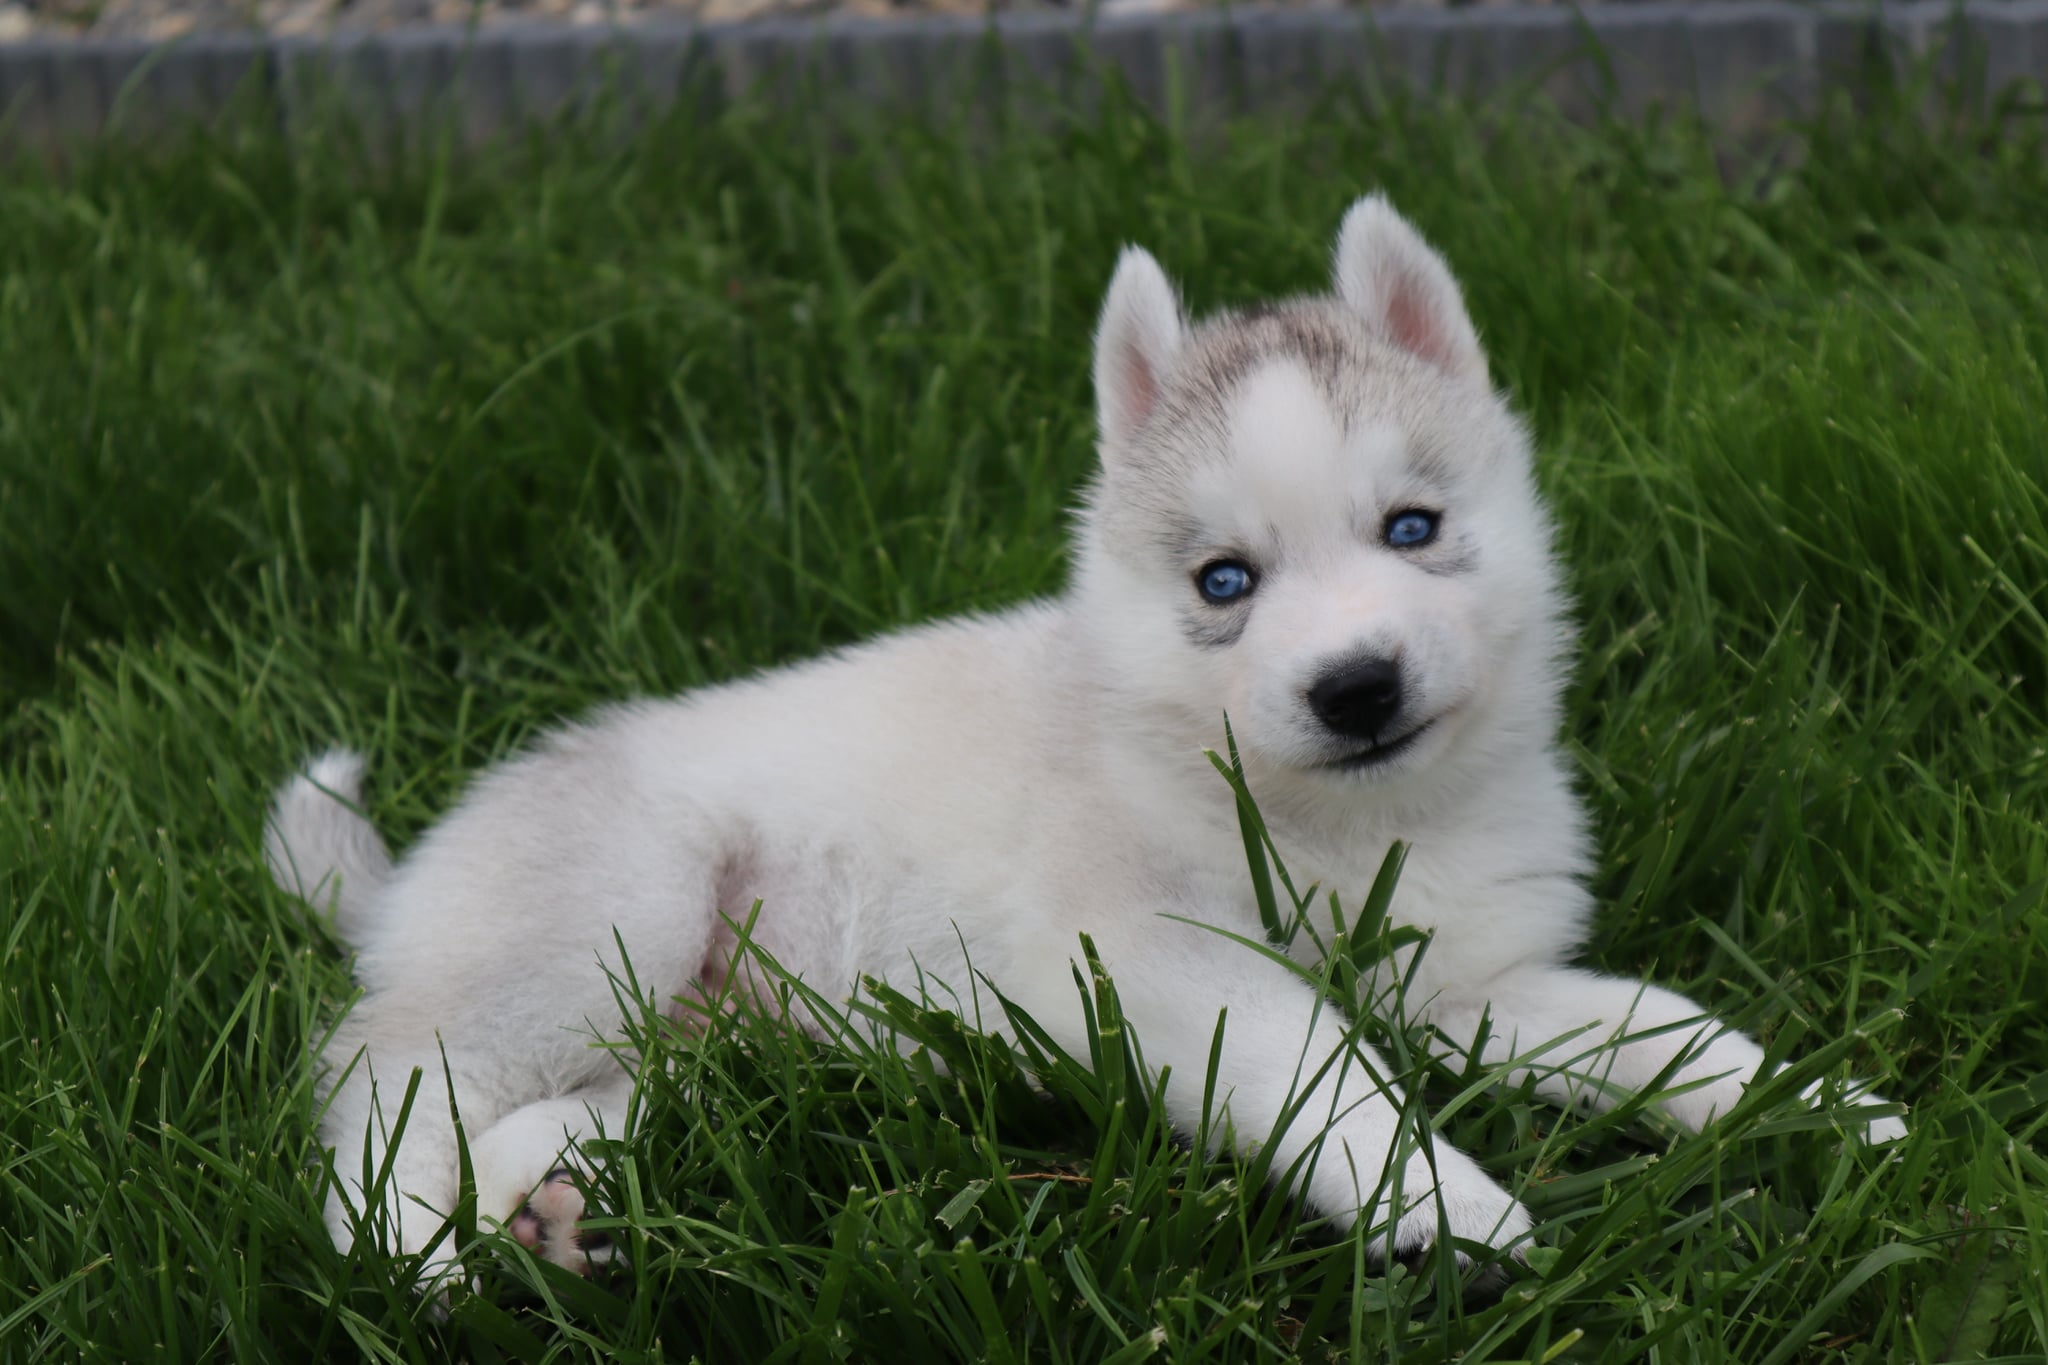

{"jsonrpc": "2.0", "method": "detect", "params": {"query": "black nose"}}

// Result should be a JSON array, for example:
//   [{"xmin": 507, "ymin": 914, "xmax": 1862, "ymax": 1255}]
[{"xmin": 1307, "ymin": 658, "xmax": 1404, "ymax": 739}]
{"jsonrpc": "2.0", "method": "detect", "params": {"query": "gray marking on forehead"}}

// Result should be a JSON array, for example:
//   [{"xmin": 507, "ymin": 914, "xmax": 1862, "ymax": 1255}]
[
  {"xmin": 1176, "ymin": 304, "xmax": 1362, "ymax": 408},
  {"xmin": 1130, "ymin": 298, "xmax": 1458, "ymax": 489}
]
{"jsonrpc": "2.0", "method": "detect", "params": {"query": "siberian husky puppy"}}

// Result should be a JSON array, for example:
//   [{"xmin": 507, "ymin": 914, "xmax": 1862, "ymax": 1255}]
[{"xmin": 268, "ymin": 196, "xmax": 1902, "ymax": 1285}]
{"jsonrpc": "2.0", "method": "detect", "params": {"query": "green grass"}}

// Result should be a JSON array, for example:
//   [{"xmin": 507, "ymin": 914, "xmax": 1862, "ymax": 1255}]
[{"xmin": 3, "ymin": 72, "xmax": 2047, "ymax": 1362}]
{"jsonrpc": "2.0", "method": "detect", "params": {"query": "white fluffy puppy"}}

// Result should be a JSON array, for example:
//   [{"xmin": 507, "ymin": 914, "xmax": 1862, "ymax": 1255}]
[{"xmin": 268, "ymin": 196, "xmax": 1902, "ymax": 1283}]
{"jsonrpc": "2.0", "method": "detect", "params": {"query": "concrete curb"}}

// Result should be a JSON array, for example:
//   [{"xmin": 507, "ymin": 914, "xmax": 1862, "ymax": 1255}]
[{"xmin": 2, "ymin": 2, "xmax": 2043, "ymax": 148}]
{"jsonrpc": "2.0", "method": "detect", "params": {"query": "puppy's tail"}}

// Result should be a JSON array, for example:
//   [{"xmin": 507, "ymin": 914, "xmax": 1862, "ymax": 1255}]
[{"xmin": 265, "ymin": 748, "xmax": 393, "ymax": 946}]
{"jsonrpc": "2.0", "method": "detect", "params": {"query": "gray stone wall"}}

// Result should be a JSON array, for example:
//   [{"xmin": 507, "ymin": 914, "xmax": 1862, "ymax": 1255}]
[{"xmin": 1, "ymin": 2, "xmax": 2042, "ymax": 150}]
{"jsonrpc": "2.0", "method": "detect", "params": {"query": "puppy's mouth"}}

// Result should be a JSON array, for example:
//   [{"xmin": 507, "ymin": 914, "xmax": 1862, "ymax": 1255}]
[{"xmin": 1321, "ymin": 718, "xmax": 1437, "ymax": 771}]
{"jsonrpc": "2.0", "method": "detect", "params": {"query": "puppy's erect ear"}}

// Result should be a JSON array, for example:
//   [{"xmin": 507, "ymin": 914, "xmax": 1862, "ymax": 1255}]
[
  {"xmin": 1332, "ymin": 195, "xmax": 1488, "ymax": 386},
  {"xmin": 1093, "ymin": 247, "xmax": 1185, "ymax": 456}
]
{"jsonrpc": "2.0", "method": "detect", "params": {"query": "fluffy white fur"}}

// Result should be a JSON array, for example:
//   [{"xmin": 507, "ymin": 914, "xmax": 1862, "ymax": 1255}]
[{"xmin": 267, "ymin": 196, "xmax": 1904, "ymax": 1285}]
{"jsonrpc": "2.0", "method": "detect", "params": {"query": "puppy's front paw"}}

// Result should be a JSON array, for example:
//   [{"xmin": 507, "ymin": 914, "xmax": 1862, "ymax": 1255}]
[
  {"xmin": 1658, "ymin": 1075, "xmax": 1752, "ymax": 1134},
  {"xmin": 1799, "ymin": 1078, "xmax": 1909, "ymax": 1146},
  {"xmin": 1376, "ymin": 1148, "xmax": 1532, "ymax": 1280},
  {"xmin": 507, "ymin": 1168, "xmax": 614, "ymax": 1275},
  {"xmin": 1836, "ymin": 1087, "xmax": 1909, "ymax": 1146}
]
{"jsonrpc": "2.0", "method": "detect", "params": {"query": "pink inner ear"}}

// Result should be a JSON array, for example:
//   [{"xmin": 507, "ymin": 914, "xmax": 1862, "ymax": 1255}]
[
  {"xmin": 1384, "ymin": 271, "xmax": 1453, "ymax": 371},
  {"xmin": 1116, "ymin": 338, "xmax": 1160, "ymax": 431}
]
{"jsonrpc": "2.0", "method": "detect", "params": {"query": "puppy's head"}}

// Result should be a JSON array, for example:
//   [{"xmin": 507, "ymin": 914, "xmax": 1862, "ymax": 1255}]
[{"xmin": 1073, "ymin": 197, "xmax": 1570, "ymax": 796}]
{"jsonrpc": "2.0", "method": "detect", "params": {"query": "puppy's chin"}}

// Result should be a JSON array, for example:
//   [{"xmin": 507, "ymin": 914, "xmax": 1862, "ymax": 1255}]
[
  {"xmin": 1319, "ymin": 719, "xmax": 1436, "ymax": 772},
  {"xmin": 1289, "ymin": 711, "xmax": 1455, "ymax": 782}
]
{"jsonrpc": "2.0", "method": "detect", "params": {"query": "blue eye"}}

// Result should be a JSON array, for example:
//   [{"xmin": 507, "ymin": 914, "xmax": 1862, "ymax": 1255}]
[
  {"xmin": 1386, "ymin": 510, "xmax": 1439, "ymax": 548},
  {"xmin": 1198, "ymin": 561, "xmax": 1254, "ymax": 603}
]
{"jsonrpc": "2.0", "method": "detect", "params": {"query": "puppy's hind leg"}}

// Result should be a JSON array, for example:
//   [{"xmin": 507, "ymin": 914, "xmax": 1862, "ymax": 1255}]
[
  {"xmin": 471, "ymin": 1076, "xmax": 636, "ymax": 1275},
  {"xmin": 317, "ymin": 1034, "xmax": 531, "ymax": 1288}
]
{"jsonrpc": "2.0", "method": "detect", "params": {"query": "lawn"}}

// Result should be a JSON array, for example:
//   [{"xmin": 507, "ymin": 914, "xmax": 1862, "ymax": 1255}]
[{"xmin": 2, "ymin": 71, "xmax": 2046, "ymax": 1363}]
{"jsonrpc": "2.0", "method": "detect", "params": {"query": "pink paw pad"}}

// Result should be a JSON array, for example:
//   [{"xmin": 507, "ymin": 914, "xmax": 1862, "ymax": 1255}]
[{"xmin": 506, "ymin": 1168, "xmax": 610, "ymax": 1274}]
